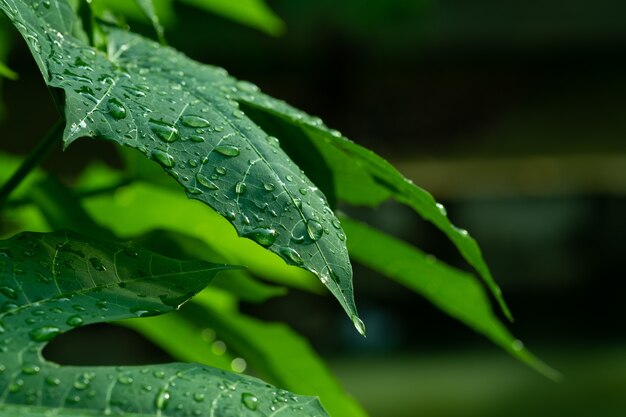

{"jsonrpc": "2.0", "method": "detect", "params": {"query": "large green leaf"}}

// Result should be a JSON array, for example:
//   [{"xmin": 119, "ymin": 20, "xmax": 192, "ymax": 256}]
[
  {"xmin": 0, "ymin": 0, "xmax": 361, "ymax": 332},
  {"xmin": 341, "ymin": 217, "xmax": 560, "ymax": 380},
  {"xmin": 237, "ymin": 93, "xmax": 513, "ymax": 321},
  {"xmin": 0, "ymin": 230, "xmax": 329, "ymax": 416}
]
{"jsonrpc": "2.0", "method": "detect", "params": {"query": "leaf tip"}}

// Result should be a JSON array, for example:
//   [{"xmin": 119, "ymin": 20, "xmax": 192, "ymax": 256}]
[{"xmin": 352, "ymin": 315, "xmax": 366, "ymax": 337}]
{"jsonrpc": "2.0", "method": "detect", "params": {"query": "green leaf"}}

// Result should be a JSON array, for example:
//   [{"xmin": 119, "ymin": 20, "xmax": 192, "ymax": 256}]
[
  {"xmin": 128, "ymin": 294, "xmax": 369, "ymax": 417},
  {"xmin": 237, "ymin": 93, "xmax": 513, "ymax": 321},
  {"xmin": 0, "ymin": 0, "xmax": 360, "ymax": 331},
  {"xmin": 0, "ymin": 60, "xmax": 17, "ymax": 80},
  {"xmin": 28, "ymin": 175, "xmax": 287, "ymax": 303},
  {"xmin": 133, "ymin": 0, "xmax": 165, "ymax": 43},
  {"xmin": 177, "ymin": 0, "xmax": 285, "ymax": 36},
  {"xmin": 0, "ymin": 230, "xmax": 329, "ymax": 416},
  {"xmin": 341, "ymin": 217, "xmax": 561, "ymax": 381}
]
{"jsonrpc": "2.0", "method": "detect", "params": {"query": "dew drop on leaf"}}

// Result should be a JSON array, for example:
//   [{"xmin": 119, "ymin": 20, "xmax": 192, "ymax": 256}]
[
  {"xmin": 214, "ymin": 145, "xmax": 240, "ymax": 157},
  {"xmin": 106, "ymin": 98, "xmax": 127, "ymax": 120},
  {"xmin": 243, "ymin": 228, "xmax": 278, "ymax": 248},
  {"xmin": 89, "ymin": 257, "xmax": 106, "ymax": 271},
  {"xmin": 235, "ymin": 182, "xmax": 247, "ymax": 195},
  {"xmin": 149, "ymin": 119, "xmax": 180, "ymax": 143},
  {"xmin": 0, "ymin": 286, "xmax": 18, "ymax": 299},
  {"xmin": 155, "ymin": 389, "xmax": 171, "ymax": 410},
  {"xmin": 180, "ymin": 115, "xmax": 210, "ymax": 128},
  {"xmin": 241, "ymin": 393, "xmax": 258, "ymax": 410},
  {"xmin": 66, "ymin": 315, "xmax": 83, "ymax": 327},
  {"xmin": 29, "ymin": 326, "xmax": 61, "ymax": 342},
  {"xmin": 152, "ymin": 149, "xmax": 176, "ymax": 168},
  {"xmin": 279, "ymin": 247, "xmax": 303, "ymax": 265},
  {"xmin": 196, "ymin": 173, "xmax": 219, "ymax": 190},
  {"xmin": 306, "ymin": 220, "xmax": 324, "ymax": 241}
]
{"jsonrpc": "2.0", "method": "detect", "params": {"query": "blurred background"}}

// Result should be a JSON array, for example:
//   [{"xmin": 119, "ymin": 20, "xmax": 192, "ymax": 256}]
[{"xmin": 2, "ymin": 0, "xmax": 626, "ymax": 416}]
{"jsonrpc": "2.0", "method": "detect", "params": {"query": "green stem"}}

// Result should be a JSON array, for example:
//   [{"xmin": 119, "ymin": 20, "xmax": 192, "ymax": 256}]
[{"xmin": 0, "ymin": 119, "xmax": 64, "ymax": 207}]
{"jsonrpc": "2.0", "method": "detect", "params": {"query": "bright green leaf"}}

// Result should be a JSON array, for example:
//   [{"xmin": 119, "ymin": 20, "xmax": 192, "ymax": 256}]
[
  {"xmin": 0, "ymin": 230, "xmax": 327, "ymax": 416},
  {"xmin": 0, "ymin": 0, "xmax": 360, "ymax": 330},
  {"xmin": 341, "ymin": 217, "xmax": 560, "ymax": 381},
  {"xmin": 178, "ymin": 0, "xmax": 284, "ymax": 35}
]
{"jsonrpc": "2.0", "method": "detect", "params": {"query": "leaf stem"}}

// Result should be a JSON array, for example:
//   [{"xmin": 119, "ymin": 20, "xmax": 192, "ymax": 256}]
[{"xmin": 0, "ymin": 119, "xmax": 64, "ymax": 207}]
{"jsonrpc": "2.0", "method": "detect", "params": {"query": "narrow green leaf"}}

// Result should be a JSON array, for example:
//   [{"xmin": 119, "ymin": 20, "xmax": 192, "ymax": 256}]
[
  {"xmin": 0, "ymin": 60, "xmax": 17, "ymax": 80},
  {"xmin": 133, "ymin": 0, "xmax": 166, "ymax": 43},
  {"xmin": 178, "ymin": 0, "xmax": 285, "ymax": 35},
  {"xmin": 341, "ymin": 217, "xmax": 560, "ymax": 380},
  {"xmin": 0, "ymin": 230, "xmax": 329, "ymax": 416},
  {"xmin": 0, "ymin": 0, "xmax": 360, "ymax": 330}
]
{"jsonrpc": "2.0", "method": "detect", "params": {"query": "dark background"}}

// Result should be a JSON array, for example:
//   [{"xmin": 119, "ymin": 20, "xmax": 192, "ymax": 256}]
[{"xmin": 2, "ymin": 1, "xmax": 626, "ymax": 416}]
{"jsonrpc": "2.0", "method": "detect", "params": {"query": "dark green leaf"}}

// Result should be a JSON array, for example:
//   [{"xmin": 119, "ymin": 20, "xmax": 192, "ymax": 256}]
[
  {"xmin": 0, "ymin": 0, "xmax": 360, "ymax": 331},
  {"xmin": 341, "ymin": 217, "xmax": 560, "ymax": 380},
  {"xmin": 0, "ymin": 230, "xmax": 329, "ymax": 416},
  {"xmin": 237, "ymin": 93, "xmax": 513, "ymax": 321}
]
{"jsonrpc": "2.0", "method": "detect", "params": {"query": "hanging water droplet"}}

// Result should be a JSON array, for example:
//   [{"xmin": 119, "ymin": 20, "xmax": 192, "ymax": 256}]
[
  {"xmin": 352, "ymin": 315, "xmax": 366, "ymax": 337},
  {"xmin": 241, "ymin": 393, "xmax": 258, "ymax": 410},
  {"xmin": 29, "ymin": 326, "xmax": 61, "ymax": 342},
  {"xmin": 152, "ymin": 149, "xmax": 176, "ymax": 168},
  {"xmin": 279, "ymin": 247, "xmax": 303, "ymax": 265},
  {"xmin": 243, "ymin": 228, "xmax": 278, "ymax": 247},
  {"xmin": 196, "ymin": 173, "xmax": 219, "ymax": 190},
  {"xmin": 235, "ymin": 182, "xmax": 247, "ymax": 195},
  {"xmin": 107, "ymin": 98, "xmax": 126, "ymax": 120},
  {"xmin": 181, "ymin": 115, "xmax": 210, "ymax": 128},
  {"xmin": 214, "ymin": 145, "xmax": 240, "ymax": 157},
  {"xmin": 149, "ymin": 119, "xmax": 180, "ymax": 143},
  {"xmin": 306, "ymin": 220, "xmax": 324, "ymax": 241},
  {"xmin": 436, "ymin": 203, "xmax": 447, "ymax": 216}
]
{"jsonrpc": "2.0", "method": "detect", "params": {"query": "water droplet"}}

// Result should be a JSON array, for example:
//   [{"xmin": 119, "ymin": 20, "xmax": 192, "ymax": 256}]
[
  {"xmin": 66, "ymin": 315, "xmax": 83, "ymax": 327},
  {"xmin": 196, "ymin": 173, "xmax": 219, "ymax": 190},
  {"xmin": 107, "ymin": 98, "xmax": 126, "ymax": 120},
  {"xmin": 153, "ymin": 370, "xmax": 165, "ymax": 379},
  {"xmin": 46, "ymin": 376, "xmax": 61, "ymax": 386},
  {"xmin": 241, "ymin": 393, "xmax": 258, "ymax": 410},
  {"xmin": 30, "ymin": 326, "xmax": 61, "ymax": 342},
  {"xmin": 0, "ymin": 286, "xmax": 17, "ymax": 299},
  {"xmin": 22, "ymin": 364, "xmax": 40, "ymax": 375},
  {"xmin": 306, "ymin": 220, "xmax": 324, "ymax": 241},
  {"xmin": 193, "ymin": 393, "xmax": 205, "ymax": 402},
  {"xmin": 216, "ymin": 166, "xmax": 227, "ymax": 175},
  {"xmin": 244, "ymin": 228, "xmax": 278, "ymax": 247},
  {"xmin": 352, "ymin": 315, "xmax": 366, "ymax": 337},
  {"xmin": 233, "ymin": 110, "xmax": 246, "ymax": 119},
  {"xmin": 117, "ymin": 374, "xmax": 133, "ymax": 385},
  {"xmin": 436, "ymin": 203, "xmax": 447, "ymax": 216},
  {"xmin": 155, "ymin": 389, "xmax": 170, "ymax": 410},
  {"xmin": 181, "ymin": 115, "xmax": 210, "ymax": 128},
  {"xmin": 279, "ymin": 247, "xmax": 303, "ymax": 265},
  {"xmin": 331, "ymin": 219, "xmax": 341, "ymax": 229},
  {"xmin": 89, "ymin": 258, "xmax": 106, "ymax": 271},
  {"xmin": 189, "ymin": 134, "xmax": 205, "ymax": 143},
  {"xmin": 235, "ymin": 182, "xmax": 247, "ymax": 195},
  {"xmin": 150, "ymin": 119, "xmax": 180, "ymax": 143},
  {"xmin": 299, "ymin": 188, "xmax": 308, "ymax": 195},
  {"xmin": 214, "ymin": 145, "xmax": 240, "ymax": 157},
  {"xmin": 512, "ymin": 339, "xmax": 524, "ymax": 351},
  {"xmin": 152, "ymin": 149, "xmax": 176, "ymax": 168}
]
